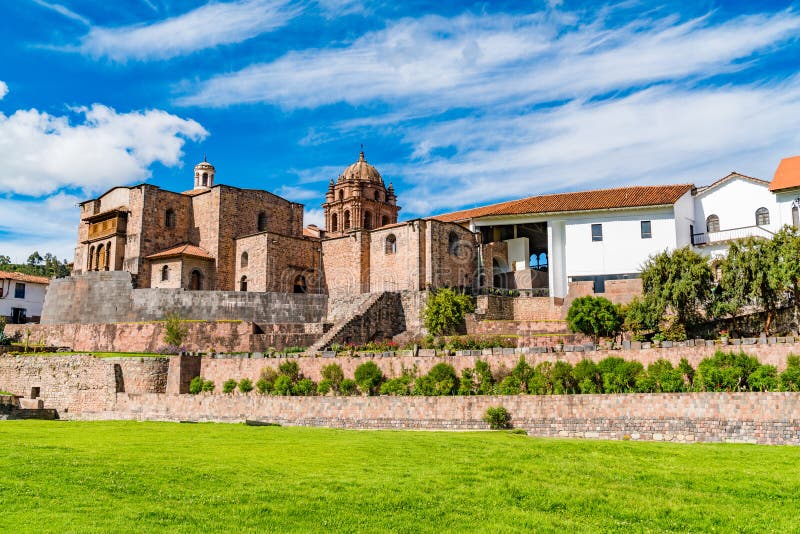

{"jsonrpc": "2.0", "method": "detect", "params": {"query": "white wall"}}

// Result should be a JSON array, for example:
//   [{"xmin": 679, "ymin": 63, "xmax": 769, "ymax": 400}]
[
  {"xmin": 673, "ymin": 191, "xmax": 695, "ymax": 247},
  {"xmin": 0, "ymin": 281, "xmax": 48, "ymax": 320},
  {"xmin": 563, "ymin": 208, "xmax": 677, "ymax": 278},
  {"xmin": 774, "ymin": 189, "xmax": 800, "ymax": 228},
  {"xmin": 505, "ymin": 237, "xmax": 529, "ymax": 271},
  {"xmin": 694, "ymin": 178, "xmax": 779, "ymax": 234},
  {"xmin": 547, "ymin": 221, "xmax": 567, "ymax": 298},
  {"xmin": 98, "ymin": 187, "xmax": 131, "ymax": 212}
]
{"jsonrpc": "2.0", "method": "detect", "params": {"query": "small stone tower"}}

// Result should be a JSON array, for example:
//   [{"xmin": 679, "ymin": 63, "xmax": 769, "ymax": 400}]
[
  {"xmin": 323, "ymin": 151, "xmax": 400, "ymax": 236},
  {"xmin": 194, "ymin": 156, "xmax": 215, "ymax": 190}
]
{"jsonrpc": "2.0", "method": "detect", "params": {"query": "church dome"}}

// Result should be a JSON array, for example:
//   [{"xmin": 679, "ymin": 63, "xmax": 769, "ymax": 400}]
[{"xmin": 338, "ymin": 151, "xmax": 383, "ymax": 184}]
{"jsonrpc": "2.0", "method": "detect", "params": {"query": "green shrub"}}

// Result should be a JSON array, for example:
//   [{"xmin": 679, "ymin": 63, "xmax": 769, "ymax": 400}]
[
  {"xmin": 495, "ymin": 375, "xmax": 523, "ymax": 395},
  {"xmin": 527, "ymin": 368, "xmax": 551, "ymax": 395},
  {"xmin": 426, "ymin": 363, "xmax": 459, "ymax": 396},
  {"xmin": 458, "ymin": 368, "xmax": 476, "ymax": 395},
  {"xmin": 380, "ymin": 376, "xmax": 412, "ymax": 396},
  {"xmin": 321, "ymin": 364, "xmax": 345, "ymax": 390},
  {"xmin": 573, "ymin": 359, "xmax": 601, "ymax": 394},
  {"xmin": 256, "ymin": 378, "xmax": 273, "ymax": 394},
  {"xmin": 422, "ymin": 288, "xmax": 475, "ymax": 336},
  {"xmin": 354, "ymin": 361, "xmax": 384, "ymax": 395},
  {"xmin": 163, "ymin": 313, "xmax": 187, "ymax": 347},
  {"xmin": 551, "ymin": 361, "xmax": 577, "ymax": 394},
  {"xmin": 749, "ymin": 365, "xmax": 778, "ymax": 392},
  {"xmin": 201, "ymin": 380, "xmax": 215, "ymax": 393},
  {"xmin": 566, "ymin": 296, "xmax": 622, "ymax": 343},
  {"xmin": 678, "ymin": 358, "xmax": 695, "ymax": 388},
  {"xmin": 278, "ymin": 361, "xmax": 301, "ymax": 381},
  {"xmin": 597, "ymin": 357, "xmax": 643, "ymax": 393},
  {"xmin": 238, "ymin": 378, "xmax": 253, "ymax": 394},
  {"xmin": 694, "ymin": 351, "xmax": 760, "ymax": 392},
  {"xmin": 511, "ymin": 357, "xmax": 533, "ymax": 391},
  {"xmin": 317, "ymin": 379, "xmax": 332, "ymax": 396},
  {"xmin": 222, "ymin": 379, "xmax": 237, "ymax": 394},
  {"xmin": 189, "ymin": 376, "xmax": 204, "ymax": 395},
  {"xmin": 284, "ymin": 346, "xmax": 306, "ymax": 354},
  {"xmin": 339, "ymin": 378, "xmax": 358, "ymax": 396},
  {"xmin": 640, "ymin": 359, "xmax": 686, "ymax": 393},
  {"xmin": 293, "ymin": 378, "xmax": 317, "ymax": 396},
  {"xmin": 483, "ymin": 406, "xmax": 512, "ymax": 430},
  {"xmin": 475, "ymin": 359, "xmax": 494, "ymax": 395},
  {"xmin": 779, "ymin": 355, "xmax": 800, "ymax": 391},
  {"xmin": 273, "ymin": 375, "xmax": 293, "ymax": 396}
]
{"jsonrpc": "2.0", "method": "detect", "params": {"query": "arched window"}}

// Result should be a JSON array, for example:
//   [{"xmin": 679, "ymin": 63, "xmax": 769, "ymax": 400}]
[
  {"xmin": 241, "ymin": 252, "xmax": 248, "ymax": 268},
  {"xmin": 161, "ymin": 265, "xmax": 169, "ymax": 281},
  {"xmin": 364, "ymin": 211, "xmax": 372, "ymax": 230},
  {"xmin": 344, "ymin": 210, "xmax": 351, "ymax": 230},
  {"xmin": 257, "ymin": 212, "xmax": 267, "ymax": 232},
  {"xmin": 189, "ymin": 270, "xmax": 202, "ymax": 290},
  {"xmin": 105, "ymin": 243, "xmax": 111, "ymax": 270},
  {"xmin": 793, "ymin": 206, "xmax": 799, "ymax": 229},
  {"xmin": 338, "ymin": 190, "xmax": 344, "ymax": 201},
  {"xmin": 755, "ymin": 207, "xmax": 770, "ymax": 226},
  {"xmin": 98, "ymin": 245, "xmax": 107, "ymax": 272},
  {"xmin": 240, "ymin": 276, "xmax": 248, "ymax": 292},
  {"xmin": 447, "ymin": 232, "xmax": 459, "ymax": 255},
  {"xmin": 293, "ymin": 275, "xmax": 307, "ymax": 293},
  {"xmin": 88, "ymin": 246, "xmax": 95, "ymax": 271},
  {"xmin": 706, "ymin": 214, "xmax": 720, "ymax": 233},
  {"xmin": 385, "ymin": 234, "xmax": 397, "ymax": 255},
  {"xmin": 381, "ymin": 215, "xmax": 389, "ymax": 227},
  {"xmin": 529, "ymin": 254, "xmax": 538, "ymax": 269},
  {"xmin": 374, "ymin": 191, "xmax": 381, "ymax": 201},
  {"xmin": 165, "ymin": 209, "xmax": 176, "ymax": 228},
  {"xmin": 331, "ymin": 213, "xmax": 338, "ymax": 232},
  {"xmin": 202, "ymin": 172, "xmax": 208, "ymax": 186}
]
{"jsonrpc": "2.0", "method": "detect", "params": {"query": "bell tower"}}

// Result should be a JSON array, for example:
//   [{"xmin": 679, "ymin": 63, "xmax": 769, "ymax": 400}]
[
  {"xmin": 323, "ymin": 151, "xmax": 400, "ymax": 236},
  {"xmin": 194, "ymin": 156, "xmax": 215, "ymax": 190}
]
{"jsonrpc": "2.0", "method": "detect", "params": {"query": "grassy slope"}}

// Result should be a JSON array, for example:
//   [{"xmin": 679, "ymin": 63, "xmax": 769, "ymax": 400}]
[{"xmin": 0, "ymin": 422, "xmax": 799, "ymax": 533}]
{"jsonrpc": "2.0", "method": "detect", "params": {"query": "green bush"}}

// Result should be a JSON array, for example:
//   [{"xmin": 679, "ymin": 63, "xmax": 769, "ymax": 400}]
[
  {"xmin": 293, "ymin": 378, "xmax": 317, "ymax": 396},
  {"xmin": 495, "ymin": 375, "xmax": 523, "ymax": 395},
  {"xmin": 284, "ymin": 346, "xmax": 306, "ymax": 354},
  {"xmin": 551, "ymin": 361, "xmax": 577, "ymax": 394},
  {"xmin": 354, "ymin": 361, "xmax": 384, "ymax": 395},
  {"xmin": 638, "ymin": 359, "xmax": 686, "ymax": 393},
  {"xmin": 748, "ymin": 365, "xmax": 778, "ymax": 392},
  {"xmin": 694, "ymin": 351, "xmax": 760, "ymax": 392},
  {"xmin": 256, "ymin": 367, "xmax": 278, "ymax": 394},
  {"xmin": 420, "ymin": 363, "xmax": 458, "ymax": 396},
  {"xmin": 256, "ymin": 378, "xmax": 273, "ymax": 395},
  {"xmin": 779, "ymin": 355, "xmax": 800, "ymax": 391},
  {"xmin": 483, "ymin": 406, "xmax": 512, "ymax": 430},
  {"xmin": 458, "ymin": 368, "xmax": 476, "ymax": 395},
  {"xmin": 380, "ymin": 376, "xmax": 412, "ymax": 396},
  {"xmin": 321, "ymin": 364, "xmax": 345, "ymax": 391},
  {"xmin": 573, "ymin": 359, "xmax": 601, "ymax": 394},
  {"xmin": 273, "ymin": 375, "xmax": 293, "ymax": 396},
  {"xmin": 222, "ymin": 379, "xmax": 237, "ymax": 394},
  {"xmin": 278, "ymin": 361, "xmax": 301, "ymax": 381},
  {"xmin": 201, "ymin": 380, "xmax": 215, "ymax": 393},
  {"xmin": 566, "ymin": 296, "xmax": 622, "ymax": 343},
  {"xmin": 189, "ymin": 376, "xmax": 204, "ymax": 395},
  {"xmin": 317, "ymin": 379, "xmax": 332, "ymax": 396},
  {"xmin": 238, "ymin": 378, "xmax": 254, "ymax": 394},
  {"xmin": 422, "ymin": 288, "xmax": 475, "ymax": 336},
  {"xmin": 597, "ymin": 357, "xmax": 643, "ymax": 393},
  {"xmin": 339, "ymin": 379, "xmax": 358, "ymax": 396},
  {"xmin": 163, "ymin": 313, "xmax": 187, "ymax": 347},
  {"xmin": 475, "ymin": 360, "xmax": 494, "ymax": 395}
]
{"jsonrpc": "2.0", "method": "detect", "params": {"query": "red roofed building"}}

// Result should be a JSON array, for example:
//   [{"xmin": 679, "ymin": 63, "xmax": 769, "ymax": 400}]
[{"xmin": 0, "ymin": 271, "xmax": 50, "ymax": 324}]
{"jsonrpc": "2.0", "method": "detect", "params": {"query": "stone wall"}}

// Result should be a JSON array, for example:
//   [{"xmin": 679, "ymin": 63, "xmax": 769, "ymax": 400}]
[
  {"xmin": 89, "ymin": 392, "xmax": 800, "ymax": 445},
  {"xmin": 475, "ymin": 295, "xmax": 565, "ymax": 321},
  {"xmin": 40, "ymin": 272, "xmax": 327, "ymax": 324}
]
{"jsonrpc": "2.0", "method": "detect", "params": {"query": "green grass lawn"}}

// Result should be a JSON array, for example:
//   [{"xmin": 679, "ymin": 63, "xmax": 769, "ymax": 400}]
[{"xmin": 1, "ymin": 422, "xmax": 799, "ymax": 532}]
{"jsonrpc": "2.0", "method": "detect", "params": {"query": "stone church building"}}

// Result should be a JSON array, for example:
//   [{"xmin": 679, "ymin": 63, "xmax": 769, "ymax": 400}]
[{"xmin": 72, "ymin": 152, "xmax": 478, "ymax": 297}]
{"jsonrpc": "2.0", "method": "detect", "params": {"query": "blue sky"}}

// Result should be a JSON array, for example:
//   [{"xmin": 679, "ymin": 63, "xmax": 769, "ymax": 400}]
[{"xmin": 1, "ymin": 0, "xmax": 800, "ymax": 263}]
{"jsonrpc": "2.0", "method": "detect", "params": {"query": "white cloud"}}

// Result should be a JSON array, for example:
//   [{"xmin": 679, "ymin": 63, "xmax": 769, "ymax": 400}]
[
  {"xmin": 303, "ymin": 208, "xmax": 325, "ymax": 228},
  {"xmin": 398, "ymin": 80, "xmax": 800, "ymax": 215},
  {"xmin": 276, "ymin": 184, "xmax": 324, "ymax": 201},
  {"xmin": 178, "ymin": 10, "xmax": 800, "ymax": 108},
  {"xmin": 31, "ymin": 0, "xmax": 91, "ymax": 26},
  {"xmin": 0, "ymin": 193, "xmax": 82, "ymax": 263},
  {"xmin": 78, "ymin": 0, "xmax": 300, "ymax": 61},
  {"xmin": 0, "ymin": 81, "xmax": 7, "ymax": 100},
  {"xmin": 0, "ymin": 104, "xmax": 207, "ymax": 196}
]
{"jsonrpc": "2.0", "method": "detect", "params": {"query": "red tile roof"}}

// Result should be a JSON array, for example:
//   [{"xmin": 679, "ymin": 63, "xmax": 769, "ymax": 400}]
[
  {"xmin": 0, "ymin": 271, "xmax": 51, "ymax": 285},
  {"xmin": 146, "ymin": 244, "xmax": 215, "ymax": 261},
  {"xmin": 431, "ymin": 184, "xmax": 694, "ymax": 223},
  {"xmin": 769, "ymin": 156, "xmax": 800, "ymax": 192}
]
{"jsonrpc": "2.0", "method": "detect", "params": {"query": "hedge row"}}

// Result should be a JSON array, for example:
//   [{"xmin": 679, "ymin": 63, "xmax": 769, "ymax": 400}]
[{"xmin": 190, "ymin": 352, "xmax": 800, "ymax": 397}]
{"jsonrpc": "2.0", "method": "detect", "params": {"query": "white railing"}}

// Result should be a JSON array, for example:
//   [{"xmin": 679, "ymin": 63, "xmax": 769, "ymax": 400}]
[{"xmin": 691, "ymin": 225, "xmax": 774, "ymax": 246}]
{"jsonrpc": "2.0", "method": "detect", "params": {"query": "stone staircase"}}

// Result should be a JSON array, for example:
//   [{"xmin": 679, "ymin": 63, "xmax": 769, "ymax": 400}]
[{"xmin": 308, "ymin": 292, "xmax": 403, "ymax": 352}]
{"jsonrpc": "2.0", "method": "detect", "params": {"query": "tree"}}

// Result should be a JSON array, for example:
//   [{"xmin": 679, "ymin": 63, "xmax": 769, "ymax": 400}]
[
  {"xmin": 566, "ymin": 296, "xmax": 622, "ymax": 343},
  {"xmin": 640, "ymin": 247, "xmax": 713, "ymax": 332},
  {"xmin": 773, "ymin": 227, "xmax": 800, "ymax": 333},
  {"xmin": 422, "ymin": 288, "xmax": 475, "ymax": 336},
  {"xmin": 27, "ymin": 251, "xmax": 43, "ymax": 267},
  {"xmin": 162, "ymin": 313, "xmax": 187, "ymax": 348},
  {"xmin": 0, "ymin": 255, "xmax": 9, "ymax": 266}
]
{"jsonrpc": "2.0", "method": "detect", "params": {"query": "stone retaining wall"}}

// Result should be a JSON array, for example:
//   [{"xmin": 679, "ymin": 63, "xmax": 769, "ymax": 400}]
[{"xmin": 80, "ymin": 392, "xmax": 800, "ymax": 445}]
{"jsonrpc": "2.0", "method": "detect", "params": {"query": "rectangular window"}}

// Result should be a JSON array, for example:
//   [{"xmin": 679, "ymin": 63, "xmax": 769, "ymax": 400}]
[
  {"xmin": 14, "ymin": 283, "xmax": 25, "ymax": 299},
  {"xmin": 641, "ymin": 220, "xmax": 652, "ymax": 239},
  {"xmin": 591, "ymin": 223, "xmax": 603, "ymax": 242}
]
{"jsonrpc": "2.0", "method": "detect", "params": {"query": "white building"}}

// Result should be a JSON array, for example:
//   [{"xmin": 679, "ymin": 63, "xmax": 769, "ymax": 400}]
[
  {"xmin": 434, "ymin": 159, "xmax": 800, "ymax": 301},
  {"xmin": 0, "ymin": 272, "xmax": 50, "ymax": 324}
]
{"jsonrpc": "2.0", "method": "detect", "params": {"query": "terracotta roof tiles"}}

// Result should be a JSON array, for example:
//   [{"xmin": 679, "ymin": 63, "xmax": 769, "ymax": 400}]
[
  {"xmin": 431, "ymin": 184, "xmax": 694, "ymax": 223},
  {"xmin": 146, "ymin": 244, "xmax": 215, "ymax": 261},
  {"xmin": 769, "ymin": 156, "xmax": 800, "ymax": 192},
  {"xmin": 0, "ymin": 271, "xmax": 51, "ymax": 285}
]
